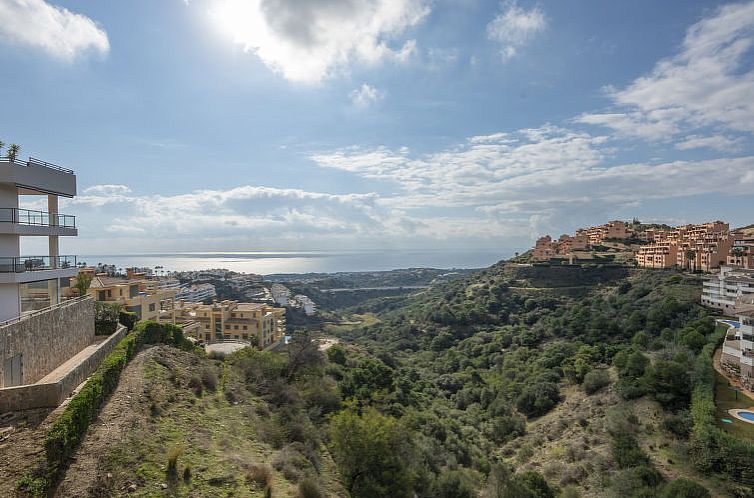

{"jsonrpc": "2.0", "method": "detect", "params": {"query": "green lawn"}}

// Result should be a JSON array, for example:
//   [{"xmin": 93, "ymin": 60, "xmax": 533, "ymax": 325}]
[{"xmin": 714, "ymin": 372, "xmax": 754, "ymax": 441}]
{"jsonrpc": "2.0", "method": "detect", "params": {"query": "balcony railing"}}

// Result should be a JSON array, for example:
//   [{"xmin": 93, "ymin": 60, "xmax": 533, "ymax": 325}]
[
  {"xmin": 0, "ymin": 208, "xmax": 75, "ymax": 228},
  {"xmin": 0, "ymin": 156, "xmax": 74, "ymax": 174},
  {"xmin": 0, "ymin": 255, "xmax": 77, "ymax": 273}
]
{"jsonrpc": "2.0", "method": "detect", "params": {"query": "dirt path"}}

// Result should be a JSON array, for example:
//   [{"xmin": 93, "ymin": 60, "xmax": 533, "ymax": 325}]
[
  {"xmin": 53, "ymin": 347, "xmax": 155, "ymax": 498},
  {"xmin": 0, "ymin": 406, "xmax": 59, "ymax": 496}
]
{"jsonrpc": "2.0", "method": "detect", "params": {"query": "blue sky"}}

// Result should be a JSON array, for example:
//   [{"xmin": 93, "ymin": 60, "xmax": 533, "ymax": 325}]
[{"xmin": 0, "ymin": 0, "xmax": 753, "ymax": 256}]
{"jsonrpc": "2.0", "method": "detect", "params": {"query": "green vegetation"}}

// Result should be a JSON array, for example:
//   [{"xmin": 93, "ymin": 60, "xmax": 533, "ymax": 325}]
[
  {"xmin": 19, "ymin": 262, "xmax": 753, "ymax": 497},
  {"xmin": 18, "ymin": 322, "xmax": 195, "ymax": 497}
]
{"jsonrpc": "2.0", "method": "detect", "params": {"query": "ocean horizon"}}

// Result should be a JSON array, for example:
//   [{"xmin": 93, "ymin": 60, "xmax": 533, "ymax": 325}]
[{"xmin": 77, "ymin": 250, "xmax": 509, "ymax": 275}]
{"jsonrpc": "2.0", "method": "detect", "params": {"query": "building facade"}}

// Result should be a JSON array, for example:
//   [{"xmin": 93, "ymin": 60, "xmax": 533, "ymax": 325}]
[
  {"xmin": 0, "ymin": 155, "xmax": 78, "ymax": 322},
  {"xmin": 176, "ymin": 283, "xmax": 216, "ymax": 303},
  {"xmin": 82, "ymin": 270, "xmax": 176, "ymax": 322},
  {"xmin": 701, "ymin": 266, "xmax": 754, "ymax": 314},
  {"xmin": 720, "ymin": 311, "xmax": 754, "ymax": 391},
  {"xmin": 165, "ymin": 300, "xmax": 285, "ymax": 349}
]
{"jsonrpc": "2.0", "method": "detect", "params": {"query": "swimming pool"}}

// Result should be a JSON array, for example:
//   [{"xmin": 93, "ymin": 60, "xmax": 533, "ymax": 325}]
[
  {"xmin": 721, "ymin": 319, "xmax": 741, "ymax": 329},
  {"xmin": 738, "ymin": 411, "xmax": 754, "ymax": 422}
]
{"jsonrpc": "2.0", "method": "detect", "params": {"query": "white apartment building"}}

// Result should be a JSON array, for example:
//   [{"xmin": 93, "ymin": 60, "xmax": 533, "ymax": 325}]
[
  {"xmin": 293, "ymin": 294, "xmax": 317, "ymax": 315},
  {"xmin": 701, "ymin": 266, "xmax": 754, "ymax": 315},
  {"xmin": 176, "ymin": 283, "xmax": 217, "ymax": 303},
  {"xmin": 0, "ymin": 156, "xmax": 78, "ymax": 321},
  {"xmin": 721, "ymin": 311, "xmax": 754, "ymax": 390},
  {"xmin": 271, "ymin": 283, "xmax": 291, "ymax": 306}
]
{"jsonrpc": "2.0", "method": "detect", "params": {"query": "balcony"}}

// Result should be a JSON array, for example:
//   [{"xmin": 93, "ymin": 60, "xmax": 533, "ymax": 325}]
[
  {"xmin": 0, "ymin": 157, "xmax": 76, "ymax": 197},
  {"xmin": 0, "ymin": 208, "xmax": 77, "ymax": 236},
  {"xmin": 0, "ymin": 255, "xmax": 77, "ymax": 273},
  {"xmin": 0, "ymin": 255, "xmax": 78, "ymax": 284}
]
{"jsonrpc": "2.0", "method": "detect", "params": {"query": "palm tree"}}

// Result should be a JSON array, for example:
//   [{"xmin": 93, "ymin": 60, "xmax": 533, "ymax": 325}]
[
  {"xmin": 7, "ymin": 144, "xmax": 20, "ymax": 162},
  {"xmin": 0, "ymin": 140, "xmax": 4, "ymax": 156},
  {"xmin": 685, "ymin": 249, "xmax": 696, "ymax": 271}
]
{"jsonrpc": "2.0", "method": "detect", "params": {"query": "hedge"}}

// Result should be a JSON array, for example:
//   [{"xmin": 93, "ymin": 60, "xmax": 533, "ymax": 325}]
[
  {"xmin": 118, "ymin": 310, "xmax": 138, "ymax": 331},
  {"xmin": 688, "ymin": 329, "xmax": 754, "ymax": 489},
  {"xmin": 19, "ymin": 321, "xmax": 195, "ymax": 496}
]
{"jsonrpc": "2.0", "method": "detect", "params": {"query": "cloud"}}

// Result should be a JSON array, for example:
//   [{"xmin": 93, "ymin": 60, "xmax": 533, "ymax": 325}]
[
  {"xmin": 674, "ymin": 134, "xmax": 743, "ymax": 152},
  {"xmin": 0, "ymin": 0, "xmax": 109, "ymax": 60},
  {"xmin": 486, "ymin": 1, "xmax": 546, "ymax": 61},
  {"xmin": 83, "ymin": 184, "xmax": 132, "ymax": 196},
  {"xmin": 310, "ymin": 126, "xmax": 754, "ymax": 230},
  {"xmin": 577, "ymin": 1, "xmax": 754, "ymax": 142},
  {"xmin": 349, "ymin": 83, "xmax": 383, "ymax": 108},
  {"xmin": 209, "ymin": 0, "xmax": 428, "ymax": 83}
]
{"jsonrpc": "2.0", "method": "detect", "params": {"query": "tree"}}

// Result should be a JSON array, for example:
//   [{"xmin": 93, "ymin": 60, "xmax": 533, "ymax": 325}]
[
  {"xmin": 329, "ymin": 407, "xmax": 413, "ymax": 498},
  {"xmin": 516, "ymin": 382, "xmax": 560, "ymax": 417},
  {"xmin": 684, "ymin": 249, "xmax": 696, "ymax": 271},
  {"xmin": 284, "ymin": 331, "xmax": 324, "ymax": 381},
  {"xmin": 7, "ymin": 143, "xmax": 20, "ymax": 162},
  {"xmin": 74, "ymin": 272, "xmax": 93, "ymax": 297},
  {"xmin": 644, "ymin": 360, "xmax": 690, "ymax": 410}
]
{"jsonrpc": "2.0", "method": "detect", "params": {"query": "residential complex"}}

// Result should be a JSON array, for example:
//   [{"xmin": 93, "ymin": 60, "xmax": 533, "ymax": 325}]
[
  {"xmin": 532, "ymin": 220, "xmax": 630, "ymax": 261},
  {"xmin": 176, "ymin": 282, "xmax": 217, "ymax": 303},
  {"xmin": 720, "ymin": 310, "xmax": 754, "ymax": 391},
  {"xmin": 81, "ymin": 269, "xmax": 177, "ymax": 321},
  {"xmin": 532, "ymin": 219, "xmax": 751, "ymax": 273},
  {"xmin": 162, "ymin": 300, "xmax": 285, "ymax": 349},
  {"xmin": 702, "ymin": 266, "xmax": 754, "ymax": 315}
]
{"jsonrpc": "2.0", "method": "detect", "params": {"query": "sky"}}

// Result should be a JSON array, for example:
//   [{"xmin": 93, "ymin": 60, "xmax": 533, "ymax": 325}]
[{"xmin": 0, "ymin": 0, "xmax": 753, "ymax": 257}]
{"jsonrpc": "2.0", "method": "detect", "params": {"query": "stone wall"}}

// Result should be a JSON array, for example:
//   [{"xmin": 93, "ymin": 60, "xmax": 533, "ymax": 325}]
[
  {"xmin": 0, "ymin": 297, "xmax": 94, "ymax": 387},
  {"xmin": 0, "ymin": 324, "xmax": 127, "ymax": 412}
]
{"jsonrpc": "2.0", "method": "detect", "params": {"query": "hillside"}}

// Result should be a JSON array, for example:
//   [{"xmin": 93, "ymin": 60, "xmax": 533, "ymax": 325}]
[{"xmin": 10, "ymin": 261, "xmax": 754, "ymax": 498}]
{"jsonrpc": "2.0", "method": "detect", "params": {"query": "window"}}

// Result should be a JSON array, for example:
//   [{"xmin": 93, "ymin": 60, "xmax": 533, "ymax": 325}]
[
  {"xmin": 225, "ymin": 324, "xmax": 230, "ymax": 330},
  {"xmin": 242, "ymin": 325, "xmax": 247, "ymax": 330},
  {"xmin": 231, "ymin": 313, "xmax": 236, "ymax": 318},
  {"xmin": 20, "ymin": 279, "xmax": 59, "ymax": 314},
  {"xmin": 149, "ymin": 303, "xmax": 156, "ymax": 312},
  {"xmin": 234, "ymin": 325, "xmax": 239, "ymax": 330}
]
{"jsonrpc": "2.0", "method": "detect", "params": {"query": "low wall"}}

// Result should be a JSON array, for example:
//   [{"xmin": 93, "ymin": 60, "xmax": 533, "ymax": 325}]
[
  {"xmin": 0, "ymin": 298, "xmax": 95, "ymax": 387},
  {"xmin": 0, "ymin": 325, "xmax": 127, "ymax": 412}
]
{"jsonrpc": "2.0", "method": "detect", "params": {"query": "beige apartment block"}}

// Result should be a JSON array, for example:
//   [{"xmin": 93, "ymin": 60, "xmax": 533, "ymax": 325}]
[
  {"xmin": 164, "ymin": 300, "xmax": 286, "ymax": 349},
  {"xmin": 80, "ymin": 269, "xmax": 177, "ymax": 322}
]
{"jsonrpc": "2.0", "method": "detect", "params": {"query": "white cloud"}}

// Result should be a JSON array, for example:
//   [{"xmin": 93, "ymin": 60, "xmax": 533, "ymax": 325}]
[
  {"xmin": 577, "ymin": 1, "xmax": 754, "ymax": 141},
  {"xmin": 674, "ymin": 134, "xmax": 743, "ymax": 151},
  {"xmin": 0, "ymin": 0, "xmax": 109, "ymax": 60},
  {"xmin": 83, "ymin": 184, "xmax": 132, "ymax": 196},
  {"xmin": 209, "ymin": 0, "xmax": 428, "ymax": 83},
  {"xmin": 486, "ymin": 1, "xmax": 546, "ymax": 61},
  {"xmin": 310, "ymin": 126, "xmax": 754, "ymax": 230},
  {"xmin": 349, "ymin": 83, "xmax": 383, "ymax": 108}
]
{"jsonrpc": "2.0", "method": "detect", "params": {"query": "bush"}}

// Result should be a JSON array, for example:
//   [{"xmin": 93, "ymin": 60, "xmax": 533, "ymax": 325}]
[
  {"xmin": 201, "ymin": 368, "xmax": 218, "ymax": 391},
  {"xmin": 118, "ymin": 310, "xmax": 138, "ymax": 331},
  {"xmin": 246, "ymin": 464, "xmax": 273, "ymax": 488},
  {"xmin": 612, "ymin": 432, "xmax": 650, "ymax": 469},
  {"xmin": 516, "ymin": 382, "xmax": 560, "ymax": 417},
  {"xmin": 659, "ymin": 478, "xmax": 710, "ymax": 498},
  {"xmin": 94, "ymin": 301, "xmax": 121, "ymax": 334},
  {"xmin": 582, "ymin": 369, "xmax": 611, "ymax": 395},
  {"xmin": 298, "ymin": 478, "xmax": 325, "ymax": 498}
]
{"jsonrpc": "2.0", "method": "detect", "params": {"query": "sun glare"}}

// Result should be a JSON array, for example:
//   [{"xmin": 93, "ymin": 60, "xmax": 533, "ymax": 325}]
[{"xmin": 209, "ymin": 0, "xmax": 257, "ymax": 43}]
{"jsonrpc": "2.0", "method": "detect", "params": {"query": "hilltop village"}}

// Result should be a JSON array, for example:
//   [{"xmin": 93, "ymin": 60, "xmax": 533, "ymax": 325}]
[{"xmin": 531, "ymin": 219, "xmax": 754, "ymax": 271}]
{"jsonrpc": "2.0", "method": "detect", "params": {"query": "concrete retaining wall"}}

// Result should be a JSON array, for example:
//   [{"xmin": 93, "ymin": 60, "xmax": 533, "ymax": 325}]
[
  {"xmin": 0, "ymin": 298, "xmax": 95, "ymax": 386},
  {"xmin": 0, "ymin": 324, "xmax": 127, "ymax": 412}
]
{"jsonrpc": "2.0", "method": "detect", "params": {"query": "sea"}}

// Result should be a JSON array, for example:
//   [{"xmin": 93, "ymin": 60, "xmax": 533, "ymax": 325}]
[{"xmin": 77, "ymin": 250, "xmax": 507, "ymax": 275}]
